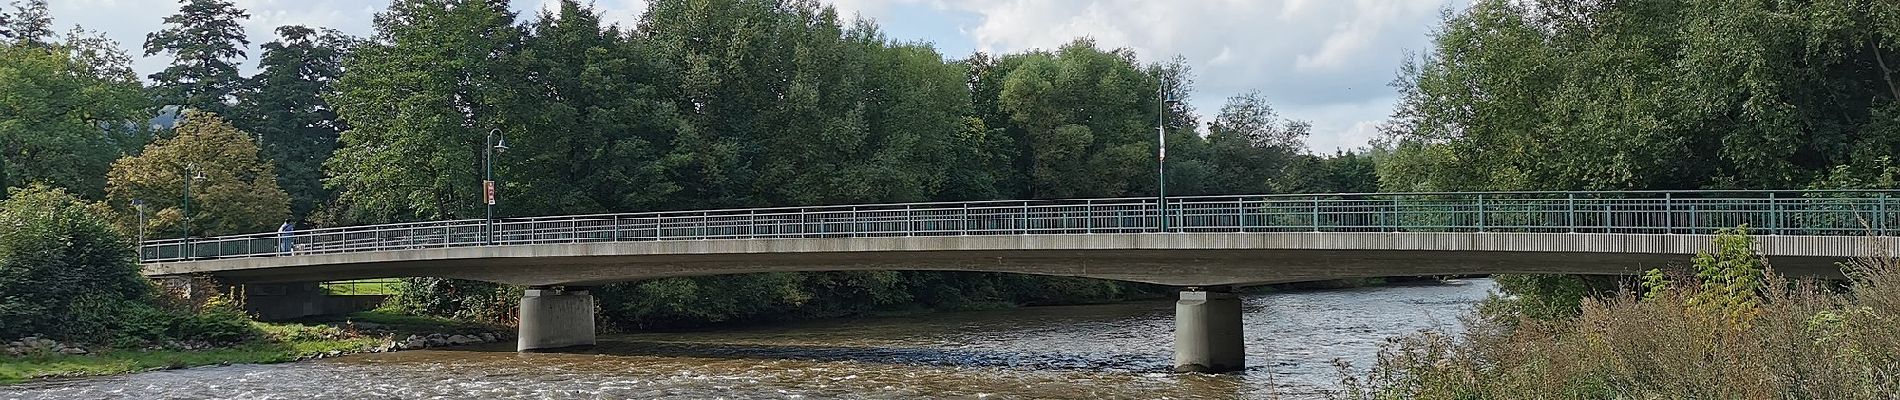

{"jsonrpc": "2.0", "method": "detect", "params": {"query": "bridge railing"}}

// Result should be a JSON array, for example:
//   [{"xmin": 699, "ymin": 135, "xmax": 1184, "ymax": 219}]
[{"xmin": 139, "ymin": 190, "xmax": 1900, "ymax": 263}]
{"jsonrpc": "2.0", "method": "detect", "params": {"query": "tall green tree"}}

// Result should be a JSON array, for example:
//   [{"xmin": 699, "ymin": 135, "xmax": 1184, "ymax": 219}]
[
  {"xmin": 0, "ymin": 27, "xmax": 149, "ymax": 198},
  {"xmin": 506, "ymin": 0, "xmax": 676, "ymax": 215},
  {"xmin": 1378, "ymin": 0, "xmax": 1900, "ymax": 192},
  {"xmin": 1, "ymin": 0, "xmax": 51, "ymax": 47},
  {"xmin": 995, "ymin": 40, "xmax": 1157, "ymax": 198},
  {"xmin": 235, "ymin": 25, "xmax": 351, "ymax": 219},
  {"xmin": 327, "ymin": 0, "xmax": 522, "ymax": 223},
  {"xmin": 639, "ymin": 0, "xmax": 782, "ymax": 208},
  {"xmin": 143, "ymin": 0, "xmax": 249, "ymax": 116},
  {"xmin": 106, "ymin": 110, "xmax": 290, "ymax": 237}
]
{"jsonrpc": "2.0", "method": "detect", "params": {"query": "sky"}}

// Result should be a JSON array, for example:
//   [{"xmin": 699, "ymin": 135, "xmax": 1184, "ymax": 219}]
[{"xmin": 45, "ymin": 0, "xmax": 1462, "ymax": 153}]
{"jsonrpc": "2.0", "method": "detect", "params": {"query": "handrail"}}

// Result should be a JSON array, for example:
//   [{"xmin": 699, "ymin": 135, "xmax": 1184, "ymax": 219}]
[{"xmin": 138, "ymin": 190, "xmax": 1900, "ymax": 263}]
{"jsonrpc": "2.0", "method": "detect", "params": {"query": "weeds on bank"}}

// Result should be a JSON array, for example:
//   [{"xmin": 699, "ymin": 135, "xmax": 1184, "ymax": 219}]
[{"xmin": 1334, "ymin": 227, "xmax": 1900, "ymax": 399}]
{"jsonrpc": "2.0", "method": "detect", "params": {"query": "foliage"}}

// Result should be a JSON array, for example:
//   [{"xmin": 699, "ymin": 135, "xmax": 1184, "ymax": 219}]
[
  {"xmin": 324, "ymin": 0, "xmax": 522, "ymax": 222},
  {"xmin": 1377, "ymin": 0, "xmax": 1900, "ymax": 192},
  {"xmin": 1688, "ymin": 226, "xmax": 1767, "ymax": 325},
  {"xmin": 105, "ymin": 110, "xmax": 289, "ymax": 238},
  {"xmin": 0, "ymin": 26, "xmax": 149, "ymax": 198},
  {"xmin": 383, "ymin": 278, "xmax": 521, "ymax": 324},
  {"xmin": 0, "ymin": 185, "xmax": 149, "ymax": 340},
  {"xmin": 0, "ymin": 1, "xmax": 52, "ymax": 47},
  {"xmin": 143, "ymin": 0, "xmax": 250, "ymax": 115},
  {"xmin": 1483, "ymin": 274, "xmax": 1622, "ymax": 322},
  {"xmin": 234, "ymin": 26, "xmax": 352, "ymax": 219},
  {"xmin": 1336, "ymin": 230, "xmax": 1900, "ymax": 399},
  {"xmin": 590, "ymin": 271, "xmax": 1163, "ymax": 331}
]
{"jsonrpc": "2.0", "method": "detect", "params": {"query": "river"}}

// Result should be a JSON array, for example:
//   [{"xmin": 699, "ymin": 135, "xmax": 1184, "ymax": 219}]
[{"xmin": 2, "ymin": 278, "xmax": 1495, "ymax": 399}]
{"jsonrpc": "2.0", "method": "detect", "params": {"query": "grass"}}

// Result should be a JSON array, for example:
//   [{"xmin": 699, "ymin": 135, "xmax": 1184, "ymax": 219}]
[
  {"xmin": 0, "ymin": 310, "xmax": 493, "ymax": 385},
  {"xmin": 319, "ymin": 279, "xmax": 404, "ymax": 296}
]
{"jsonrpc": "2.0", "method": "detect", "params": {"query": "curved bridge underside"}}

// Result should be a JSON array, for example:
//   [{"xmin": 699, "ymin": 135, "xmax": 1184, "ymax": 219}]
[{"xmin": 142, "ymin": 232, "xmax": 1890, "ymax": 287}]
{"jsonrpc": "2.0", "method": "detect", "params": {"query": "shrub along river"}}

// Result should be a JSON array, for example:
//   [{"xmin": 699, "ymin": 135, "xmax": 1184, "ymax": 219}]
[{"xmin": 2, "ymin": 278, "xmax": 1494, "ymax": 399}]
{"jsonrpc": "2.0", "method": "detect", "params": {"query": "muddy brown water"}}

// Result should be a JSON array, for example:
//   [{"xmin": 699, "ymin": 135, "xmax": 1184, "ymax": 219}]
[{"xmin": 2, "ymin": 279, "xmax": 1495, "ymax": 399}]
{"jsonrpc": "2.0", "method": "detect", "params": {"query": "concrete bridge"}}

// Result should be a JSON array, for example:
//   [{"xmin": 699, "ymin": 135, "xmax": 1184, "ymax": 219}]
[{"xmin": 138, "ymin": 191, "xmax": 1900, "ymax": 373}]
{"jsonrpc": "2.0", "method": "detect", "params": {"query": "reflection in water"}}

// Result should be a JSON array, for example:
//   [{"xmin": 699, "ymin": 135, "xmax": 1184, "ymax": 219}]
[{"xmin": 2, "ymin": 279, "xmax": 1494, "ymax": 399}]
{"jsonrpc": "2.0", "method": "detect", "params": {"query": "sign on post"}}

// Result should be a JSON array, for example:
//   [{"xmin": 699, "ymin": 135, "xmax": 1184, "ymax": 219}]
[{"xmin": 483, "ymin": 180, "xmax": 496, "ymax": 205}]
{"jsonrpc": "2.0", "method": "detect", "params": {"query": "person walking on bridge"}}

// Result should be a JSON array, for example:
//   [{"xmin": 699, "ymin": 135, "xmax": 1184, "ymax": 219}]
[{"xmin": 278, "ymin": 220, "xmax": 296, "ymax": 255}]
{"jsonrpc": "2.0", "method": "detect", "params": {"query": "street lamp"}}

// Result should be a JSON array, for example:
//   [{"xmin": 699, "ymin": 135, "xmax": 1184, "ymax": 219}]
[
  {"xmin": 1157, "ymin": 84, "xmax": 1181, "ymax": 232},
  {"xmin": 182, "ymin": 164, "xmax": 207, "ymax": 258},
  {"xmin": 132, "ymin": 198, "xmax": 145, "ymax": 259},
  {"xmin": 484, "ymin": 128, "xmax": 508, "ymax": 244}
]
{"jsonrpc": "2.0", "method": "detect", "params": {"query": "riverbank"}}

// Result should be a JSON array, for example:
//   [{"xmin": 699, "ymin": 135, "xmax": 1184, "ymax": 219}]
[{"xmin": 0, "ymin": 311, "xmax": 507, "ymax": 384}]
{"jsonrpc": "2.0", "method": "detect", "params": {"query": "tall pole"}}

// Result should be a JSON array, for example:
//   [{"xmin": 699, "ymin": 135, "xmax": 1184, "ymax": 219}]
[
  {"xmin": 1157, "ymin": 83, "xmax": 1168, "ymax": 232},
  {"xmin": 182, "ymin": 165, "xmax": 194, "ymax": 259},
  {"xmin": 485, "ymin": 129, "xmax": 496, "ymax": 244},
  {"xmin": 484, "ymin": 128, "xmax": 504, "ymax": 245},
  {"xmin": 134, "ymin": 199, "xmax": 145, "ymax": 259}
]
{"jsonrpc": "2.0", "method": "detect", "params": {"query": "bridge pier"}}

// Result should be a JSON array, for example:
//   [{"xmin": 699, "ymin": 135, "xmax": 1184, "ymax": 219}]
[
  {"xmin": 517, "ymin": 286, "xmax": 596, "ymax": 352},
  {"xmin": 1173, "ymin": 286, "xmax": 1245, "ymax": 373}
]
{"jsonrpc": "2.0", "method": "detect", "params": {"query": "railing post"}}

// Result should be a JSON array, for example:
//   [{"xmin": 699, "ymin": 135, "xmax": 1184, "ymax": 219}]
[
  {"xmin": 1881, "ymin": 193, "xmax": 1889, "ymax": 236},
  {"xmin": 1476, "ymin": 194, "xmax": 1486, "ymax": 233},
  {"xmin": 962, "ymin": 204, "xmax": 971, "ymax": 235},
  {"xmin": 612, "ymin": 216, "xmax": 621, "ymax": 241},
  {"xmin": 1664, "ymin": 192, "xmax": 1674, "ymax": 234},
  {"xmin": 1566, "ymin": 193, "xmax": 1576, "ymax": 233},
  {"xmin": 1390, "ymin": 197, "xmax": 1400, "ymax": 233},
  {"xmin": 1020, "ymin": 201, "xmax": 1029, "ymax": 235},
  {"xmin": 1769, "ymin": 192, "xmax": 1780, "ymax": 235},
  {"xmin": 1311, "ymin": 196, "xmax": 1320, "ymax": 232},
  {"xmin": 1086, "ymin": 200, "xmax": 1095, "ymax": 233}
]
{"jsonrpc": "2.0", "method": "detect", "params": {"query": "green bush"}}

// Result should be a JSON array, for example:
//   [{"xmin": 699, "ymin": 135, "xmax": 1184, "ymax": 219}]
[
  {"xmin": 1336, "ymin": 228, "xmax": 1900, "ymax": 399},
  {"xmin": 0, "ymin": 185, "xmax": 150, "ymax": 340},
  {"xmin": 0, "ymin": 184, "xmax": 260, "ymax": 347}
]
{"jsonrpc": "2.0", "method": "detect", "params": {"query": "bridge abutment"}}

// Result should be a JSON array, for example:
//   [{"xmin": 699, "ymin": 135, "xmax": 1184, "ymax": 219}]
[
  {"xmin": 1173, "ymin": 286, "xmax": 1245, "ymax": 373},
  {"xmin": 517, "ymin": 287, "xmax": 596, "ymax": 352}
]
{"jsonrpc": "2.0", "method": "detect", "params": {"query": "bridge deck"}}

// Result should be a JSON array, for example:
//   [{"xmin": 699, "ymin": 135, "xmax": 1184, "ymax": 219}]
[{"xmin": 139, "ymin": 191, "xmax": 1900, "ymax": 286}]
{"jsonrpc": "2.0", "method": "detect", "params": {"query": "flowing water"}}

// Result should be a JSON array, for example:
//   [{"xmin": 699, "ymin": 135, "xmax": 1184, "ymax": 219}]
[{"xmin": 3, "ymin": 278, "xmax": 1495, "ymax": 399}]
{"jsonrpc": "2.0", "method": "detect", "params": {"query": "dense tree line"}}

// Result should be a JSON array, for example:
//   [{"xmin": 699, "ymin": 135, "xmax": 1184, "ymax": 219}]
[
  {"xmin": 1379, "ymin": 0, "xmax": 1900, "ymax": 192},
  {"xmin": 1378, "ymin": 0, "xmax": 1900, "ymax": 318},
  {"xmin": 1, "ymin": 0, "xmax": 1371, "ymax": 327}
]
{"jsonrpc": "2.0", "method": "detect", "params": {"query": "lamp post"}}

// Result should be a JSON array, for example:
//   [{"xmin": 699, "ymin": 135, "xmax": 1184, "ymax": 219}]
[
  {"xmin": 1157, "ymin": 84, "xmax": 1181, "ymax": 232},
  {"xmin": 484, "ymin": 128, "xmax": 508, "ymax": 244},
  {"xmin": 182, "ymin": 164, "xmax": 206, "ymax": 258},
  {"xmin": 132, "ymin": 198, "xmax": 145, "ymax": 259}
]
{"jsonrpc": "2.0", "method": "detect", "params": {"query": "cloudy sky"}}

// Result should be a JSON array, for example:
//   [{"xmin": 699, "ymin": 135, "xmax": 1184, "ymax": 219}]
[{"xmin": 46, "ymin": 0, "xmax": 1462, "ymax": 152}]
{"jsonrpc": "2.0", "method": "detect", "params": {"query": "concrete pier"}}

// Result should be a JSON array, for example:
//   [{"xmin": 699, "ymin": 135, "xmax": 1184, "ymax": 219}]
[
  {"xmin": 517, "ymin": 287, "xmax": 596, "ymax": 352},
  {"xmin": 1173, "ymin": 287, "xmax": 1244, "ymax": 373}
]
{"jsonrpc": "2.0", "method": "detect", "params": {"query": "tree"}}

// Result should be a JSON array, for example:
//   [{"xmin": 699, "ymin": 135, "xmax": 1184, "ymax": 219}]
[
  {"xmin": 0, "ymin": 184, "xmax": 149, "ymax": 340},
  {"xmin": 144, "ymin": 0, "xmax": 249, "ymax": 116},
  {"xmin": 106, "ymin": 110, "xmax": 289, "ymax": 238},
  {"xmin": 235, "ymin": 25, "xmax": 351, "ymax": 219},
  {"xmin": 2, "ymin": 0, "xmax": 51, "ymax": 47},
  {"xmin": 0, "ymin": 28, "xmax": 149, "ymax": 198},
  {"xmin": 504, "ymin": 0, "xmax": 677, "ymax": 215},
  {"xmin": 995, "ymin": 40, "xmax": 1157, "ymax": 198},
  {"xmin": 1377, "ymin": 0, "xmax": 1900, "ymax": 192},
  {"xmin": 327, "ymin": 0, "xmax": 522, "ymax": 223}
]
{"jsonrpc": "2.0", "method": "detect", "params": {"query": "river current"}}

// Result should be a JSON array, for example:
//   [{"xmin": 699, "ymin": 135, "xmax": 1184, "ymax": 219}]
[{"xmin": 3, "ymin": 278, "xmax": 1495, "ymax": 399}]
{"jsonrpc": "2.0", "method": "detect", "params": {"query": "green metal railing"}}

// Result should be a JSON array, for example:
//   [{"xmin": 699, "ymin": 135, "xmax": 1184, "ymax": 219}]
[{"xmin": 140, "ymin": 190, "xmax": 1900, "ymax": 263}]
